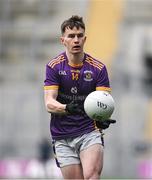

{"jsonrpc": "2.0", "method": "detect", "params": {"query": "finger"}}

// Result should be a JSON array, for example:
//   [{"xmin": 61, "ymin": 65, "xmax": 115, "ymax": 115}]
[
  {"xmin": 108, "ymin": 119, "xmax": 116, "ymax": 123},
  {"xmin": 79, "ymin": 109, "xmax": 84, "ymax": 114},
  {"xmin": 70, "ymin": 100, "xmax": 76, "ymax": 104}
]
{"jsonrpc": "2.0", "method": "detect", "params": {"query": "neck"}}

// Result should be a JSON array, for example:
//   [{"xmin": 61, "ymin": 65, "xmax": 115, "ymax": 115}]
[{"xmin": 66, "ymin": 51, "xmax": 84, "ymax": 65}]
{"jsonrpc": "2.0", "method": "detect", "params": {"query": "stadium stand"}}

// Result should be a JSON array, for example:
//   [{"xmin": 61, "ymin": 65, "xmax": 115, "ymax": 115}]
[{"xmin": 0, "ymin": 0, "xmax": 88, "ymax": 158}]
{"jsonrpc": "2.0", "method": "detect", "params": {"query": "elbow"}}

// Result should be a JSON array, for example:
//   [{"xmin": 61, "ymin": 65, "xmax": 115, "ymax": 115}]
[
  {"xmin": 45, "ymin": 103, "xmax": 52, "ymax": 113},
  {"xmin": 46, "ymin": 106, "xmax": 51, "ymax": 113}
]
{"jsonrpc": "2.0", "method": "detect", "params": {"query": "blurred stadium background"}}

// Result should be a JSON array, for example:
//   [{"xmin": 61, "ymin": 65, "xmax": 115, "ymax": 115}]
[{"xmin": 0, "ymin": 0, "xmax": 152, "ymax": 179}]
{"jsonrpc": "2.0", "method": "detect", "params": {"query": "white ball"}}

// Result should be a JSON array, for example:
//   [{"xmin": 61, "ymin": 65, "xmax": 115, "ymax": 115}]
[{"xmin": 84, "ymin": 91, "xmax": 115, "ymax": 121}]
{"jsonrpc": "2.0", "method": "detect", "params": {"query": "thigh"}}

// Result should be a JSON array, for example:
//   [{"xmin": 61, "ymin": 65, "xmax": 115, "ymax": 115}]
[
  {"xmin": 61, "ymin": 164, "xmax": 84, "ymax": 179},
  {"xmin": 53, "ymin": 139, "xmax": 84, "ymax": 179},
  {"xmin": 53, "ymin": 139, "xmax": 80, "ymax": 167},
  {"xmin": 79, "ymin": 130, "xmax": 104, "ymax": 178},
  {"xmin": 80, "ymin": 144, "xmax": 104, "ymax": 178}
]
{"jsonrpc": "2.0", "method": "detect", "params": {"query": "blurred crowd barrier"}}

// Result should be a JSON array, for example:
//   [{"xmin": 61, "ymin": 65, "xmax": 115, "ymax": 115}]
[{"xmin": 0, "ymin": 158, "xmax": 62, "ymax": 178}]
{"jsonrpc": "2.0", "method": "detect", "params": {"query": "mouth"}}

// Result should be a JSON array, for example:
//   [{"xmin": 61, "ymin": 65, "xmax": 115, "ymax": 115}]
[{"xmin": 73, "ymin": 45, "xmax": 81, "ymax": 50}]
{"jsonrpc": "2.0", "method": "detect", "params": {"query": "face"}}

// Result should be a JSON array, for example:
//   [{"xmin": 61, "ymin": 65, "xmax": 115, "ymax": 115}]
[{"xmin": 60, "ymin": 26, "xmax": 86, "ymax": 55}]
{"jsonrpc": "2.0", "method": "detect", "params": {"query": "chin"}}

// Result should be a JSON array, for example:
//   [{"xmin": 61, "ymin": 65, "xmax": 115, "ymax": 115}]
[{"xmin": 72, "ymin": 50, "xmax": 82, "ymax": 54}]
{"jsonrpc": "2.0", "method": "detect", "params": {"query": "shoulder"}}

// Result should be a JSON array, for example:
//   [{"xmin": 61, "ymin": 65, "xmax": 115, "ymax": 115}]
[
  {"xmin": 85, "ymin": 53, "xmax": 105, "ymax": 70},
  {"xmin": 47, "ymin": 52, "xmax": 66, "ymax": 68}
]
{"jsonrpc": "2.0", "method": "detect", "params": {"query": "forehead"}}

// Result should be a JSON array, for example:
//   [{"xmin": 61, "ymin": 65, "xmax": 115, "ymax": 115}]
[{"xmin": 63, "ymin": 26, "xmax": 85, "ymax": 35}]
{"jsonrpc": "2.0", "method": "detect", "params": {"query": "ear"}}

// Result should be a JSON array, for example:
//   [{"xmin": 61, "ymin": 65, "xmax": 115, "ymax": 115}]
[
  {"xmin": 60, "ymin": 36, "xmax": 65, "ymax": 45},
  {"xmin": 84, "ymin": 36, "xmax": 87, "ymax": 43}
]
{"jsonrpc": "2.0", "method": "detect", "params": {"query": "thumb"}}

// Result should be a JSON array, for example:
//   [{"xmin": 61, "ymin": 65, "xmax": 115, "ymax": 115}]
[{"xmin": 107, "ymin": 119, "xmax": 116, "ymax": 124}]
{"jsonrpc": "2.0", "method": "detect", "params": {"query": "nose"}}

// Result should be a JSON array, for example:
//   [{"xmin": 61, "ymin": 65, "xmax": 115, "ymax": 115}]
[{"xmin": 74, "ymin": 35, "xmax": 79, "ymax": 43}]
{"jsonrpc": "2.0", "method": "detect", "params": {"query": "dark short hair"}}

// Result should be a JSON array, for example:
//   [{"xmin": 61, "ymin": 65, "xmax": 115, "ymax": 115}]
[{"xmin": 61, "ymin": 15, "xmax": 85, "ymax": 34}]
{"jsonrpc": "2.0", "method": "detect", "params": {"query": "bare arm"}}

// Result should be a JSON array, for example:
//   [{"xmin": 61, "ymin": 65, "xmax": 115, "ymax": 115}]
[{"xmin": 44, "ymin": 89, "xmax": 66, "ymax": 114}]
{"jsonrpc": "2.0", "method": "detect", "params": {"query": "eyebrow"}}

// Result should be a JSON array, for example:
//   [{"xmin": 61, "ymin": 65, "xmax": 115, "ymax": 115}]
[{"xmin": 67, "ymin": 33, "xmax": 84, "ymax": 37}]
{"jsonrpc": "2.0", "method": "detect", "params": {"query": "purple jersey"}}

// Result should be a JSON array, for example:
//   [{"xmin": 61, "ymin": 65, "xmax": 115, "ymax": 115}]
[{"xmin": 44, "ymin": 52, "xmax": 111, "ymax": 140}]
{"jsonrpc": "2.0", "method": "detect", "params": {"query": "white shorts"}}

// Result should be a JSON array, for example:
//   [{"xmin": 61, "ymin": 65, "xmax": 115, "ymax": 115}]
[{"xmin": 52, "ymin": 130, "xmax": 104, "ymax": 168}]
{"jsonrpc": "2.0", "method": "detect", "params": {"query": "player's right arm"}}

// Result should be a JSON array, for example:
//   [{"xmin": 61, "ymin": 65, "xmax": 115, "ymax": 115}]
[
  {"xmin": 44, "ymin": 62, "xmax": 66, "ymax": 114},
  {"xmin": 44, "ymin": 61, "xmax": 83, "ymax": 115},
  {"xmin": 44, "ymin": 89, "xmax": 66, "ymax": 114}
]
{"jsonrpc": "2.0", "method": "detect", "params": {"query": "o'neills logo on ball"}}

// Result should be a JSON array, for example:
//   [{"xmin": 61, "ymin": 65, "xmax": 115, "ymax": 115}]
[
  {"xmin": 83, "ymin": 70, "xmax": 93, "ymax": 81},
  {"xmin": 97, "ymin": 101, "xmax": 107, "ymax": 109}
]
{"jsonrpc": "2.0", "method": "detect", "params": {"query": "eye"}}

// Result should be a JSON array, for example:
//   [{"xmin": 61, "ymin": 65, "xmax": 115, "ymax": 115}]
[
  {"xmin": 77, "ymin": 33, "xmax": 84, "ymax": 38},
  {"xmin": 68, "ymin": 34, "xmax": 75, "ymax": 38}
]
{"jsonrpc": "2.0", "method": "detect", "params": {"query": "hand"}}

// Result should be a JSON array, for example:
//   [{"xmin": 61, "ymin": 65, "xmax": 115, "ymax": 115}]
[
  {"xmin": 65, "ymin": 100, "xmax": 84, "ymax": 115},
  {"xmin": 96, "ymin": 119, "xmax": 116, "ymax": 130}
]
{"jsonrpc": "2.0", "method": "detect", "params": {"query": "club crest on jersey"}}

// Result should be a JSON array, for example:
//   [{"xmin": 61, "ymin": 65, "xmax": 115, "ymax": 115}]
[
  {"xmin": 58, "ymin": 70, "xmax": 67, "ymax": 75},
  {"xmin": 71, "ymin": 87, "xmax": 77, "ymax": 94},
  {"xmin": 84, "ymin": 70, "xmax": 93, "ymax": 81}
]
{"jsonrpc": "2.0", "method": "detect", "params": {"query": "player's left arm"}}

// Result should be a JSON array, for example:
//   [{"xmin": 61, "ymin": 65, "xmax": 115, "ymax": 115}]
[
  {"xmin": 96, "ymin": 65, "xmax": 111, "ymax": 93},
  {"xmin": 96, "ymin": 65, "xmax": 116, "ymax": 129}
]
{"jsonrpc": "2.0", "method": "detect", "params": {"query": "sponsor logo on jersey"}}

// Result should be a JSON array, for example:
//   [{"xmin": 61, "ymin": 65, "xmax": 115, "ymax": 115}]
[
  {"xmin": 59, "ymin": 92, "xmax": 86, "ymax": 101},
  {"xmin": 84, "ymin": 70, "xmax": 93, "ymax": 81},
  {"xmin": 59, "ymin": 70, "xmax": 67, "ymax": 75},
  {"xmin": 71, "ymin": 87, "xmax": 78, "ymax": 94}
]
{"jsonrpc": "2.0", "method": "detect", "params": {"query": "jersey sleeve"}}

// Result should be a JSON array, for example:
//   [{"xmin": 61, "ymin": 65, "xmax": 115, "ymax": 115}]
[
  {"xmin": 96, "ymin": 65, "xmax": 111, "ymax": 92},
  {"xmin": 44, "ymin": 64, "xmax": 59, "ymax": 90}
]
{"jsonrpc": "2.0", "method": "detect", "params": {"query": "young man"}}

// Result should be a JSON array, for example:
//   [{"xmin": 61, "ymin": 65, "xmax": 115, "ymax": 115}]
[{"xmin": 44, "ymin": 15, "xmax": 116, "ymax": 179}]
